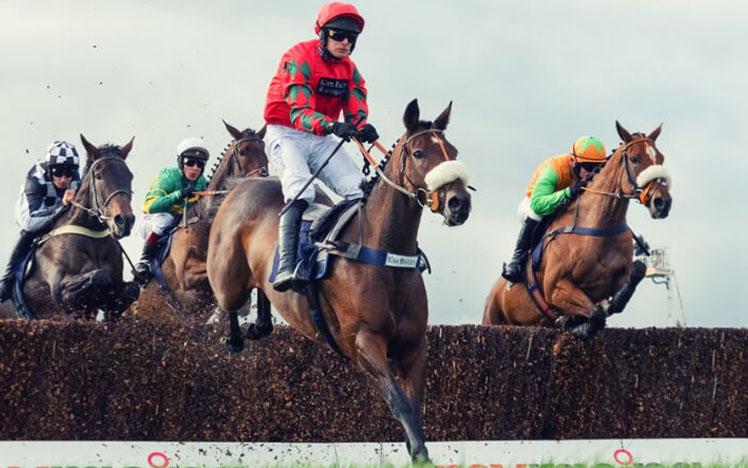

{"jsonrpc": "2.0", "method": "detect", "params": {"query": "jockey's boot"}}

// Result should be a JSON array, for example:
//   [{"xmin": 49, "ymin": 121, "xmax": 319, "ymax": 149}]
[
  {"xmin": 134, "ymin": 232, "xmax": 163, "ymax": 281},
  {"xmin": 273, "ymin": 199, "xmax": 308, "ymax": 292},
  {"xmin": 0, "ymin": 230, "xmax": 37, "ymax": 303},
  {"xmin": 501, "ymin": 217, "xmax": 540, "ymax": 283}
]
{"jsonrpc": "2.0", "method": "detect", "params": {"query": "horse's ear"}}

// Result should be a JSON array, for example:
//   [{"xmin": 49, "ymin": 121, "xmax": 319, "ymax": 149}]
[
  {"xmin": 433, "ymin": 101, "xmax": 452, "ymax": 131},
  {"xmin": 223, "ymin": 119, "xmax": 243, "ymax": 140},
  {"xmin": 647, "ymin": 123, "xmax": 663, "ymax": 142},
  {"xmin": 403, "ymin": 99, "xmax": 420, "ymax": 133},
  {"xmin": 120, "ymin": 137, "xmax": 135, "ymax": 159},
  {"xmin": 257, "ymin": 124, "xmax": 267, "ymax": 139},
  {"xmin": 616, "ymin": 120, "xmax": 633, "ymax": 143},
  {"xmin": 80, "ymin": 134, "xmax": 99, "ymax": 159}
]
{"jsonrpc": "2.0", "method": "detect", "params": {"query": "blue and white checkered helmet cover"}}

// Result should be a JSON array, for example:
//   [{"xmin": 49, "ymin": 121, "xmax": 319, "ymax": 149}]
[{"xmin": 45, "ymin": 140, "xmax": 80, "ymax": 166}]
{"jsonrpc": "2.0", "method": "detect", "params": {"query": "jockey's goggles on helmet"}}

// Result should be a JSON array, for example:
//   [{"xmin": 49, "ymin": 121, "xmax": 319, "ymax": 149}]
[
  {"xmin": 182, "ymin": 157, "xmax": 206, "ymax": 169},
  {"xmin": 50, "ymin": 166, "xmax": 76, "ymax": 178},
  {"xmin": 327, "ymin": 29, "xmax": 358, "ymax": 43}
]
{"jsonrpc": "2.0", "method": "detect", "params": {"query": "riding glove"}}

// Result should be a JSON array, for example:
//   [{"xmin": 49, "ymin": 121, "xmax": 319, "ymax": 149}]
[
  {"xmin": 327, "ymin": 122, "xmax": 358, "ymax": 142},
  {"xmin": 356, "ymin": 124, "xmax": 379, "ymax": 144},
  {"xmin": 568, "ymin": 178, "xmax": 589, "ymax": 199},
  {"xmin": 180, "ymin": 185, "xmax": 195, "ymax": 199}
]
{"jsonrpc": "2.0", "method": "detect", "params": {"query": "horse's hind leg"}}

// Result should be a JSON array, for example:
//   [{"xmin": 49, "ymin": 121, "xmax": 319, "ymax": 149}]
[
  {"xmin": 246, "ymin": 289, "xmax": 272, "ymax": 340},
  {"xmin": 355, "ymin": 329, "xmax": 430, "ymax": 464},
  {"xmin": 224, "ymin": 309, "xmax": 244, "ymax": 353}
]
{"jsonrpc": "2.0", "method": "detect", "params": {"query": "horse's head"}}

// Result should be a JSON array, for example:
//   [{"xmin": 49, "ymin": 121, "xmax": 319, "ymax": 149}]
[
  {"xmin": 79, "ymin": 134, "xmax": 135, "ymax": 238},
  {"xmin": 221, "ymin": 120, "xmax": 269, "ymax": 178},
  {"xmin": 613, "ymin": 121, "xmax": 673, "ymax": 219},
  {"xmin": 399, "ymin": 99, "xmax": 472, "ymax": 226}
]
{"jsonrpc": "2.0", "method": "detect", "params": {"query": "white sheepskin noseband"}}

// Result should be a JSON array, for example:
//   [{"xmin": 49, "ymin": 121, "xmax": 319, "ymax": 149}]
[
  {"xmin": 636, "ymin": 165, "xmax": 672, "ymax": 189},
  {"xmin": 424, "ymin": 160, "xmax": 470, "ymax": 191}
]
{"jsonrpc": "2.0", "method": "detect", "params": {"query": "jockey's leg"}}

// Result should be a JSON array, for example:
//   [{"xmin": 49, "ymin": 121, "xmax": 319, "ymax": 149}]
[
  {"xmin": 273, "ymin": 199, "xmax": 307, "ymax": 292},
  {"xmin": 0, "ymin": 230, "xmax": 36, "ymax": 302},
  {"xmin": 501, "ymin": 217, "xmax": 540, "ymax": 283},
  {"xmin": 315, "ymin": 137, "xmax": 364, "ymax": 201},
  {"xmin": 266, "ymin": 125, "xmax": 315, "ymax": 292},
  {"xmin": 607, "ymin": 260, "xmax": 647, "ymax": 315},
  {"xmin": 134, "ymin": 213, "xmax": 175, "ymax": 279}
]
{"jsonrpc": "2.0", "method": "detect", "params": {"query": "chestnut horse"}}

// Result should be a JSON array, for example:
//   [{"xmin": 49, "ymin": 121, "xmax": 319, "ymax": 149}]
[
  {"xmin": 136, "ymin": 122, "xmax": 269, "ymax": 319},
  {"xmin": 0, "ymin": 135, "xmax": 137, "ymax": 319},
  {"xmin": 207, "ymin": 100, "xmax": 471, "ymax": 463},
  {"xmin": 483, "ymin": 122, "xmax": 672, "ymax": 339}
]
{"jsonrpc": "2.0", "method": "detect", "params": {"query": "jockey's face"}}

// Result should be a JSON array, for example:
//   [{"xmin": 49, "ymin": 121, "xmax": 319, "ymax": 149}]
[
  {"xmin": 50, "ymin": 165, "xmax": 76, "ymax": 190},
  {"xmin": 576, "ymin": 161, "xmax": 602, "ymax": 180},
  {"xmin": 181, "ymin": 156, "xmax": 205, "ymax": 182},
  {"xmin": 325, "ymin": 29, "xmax": 357, "ymax": 58},
  {"xmin": 52, "ymin": 173, "xmax": 72, "ymax": 190}
]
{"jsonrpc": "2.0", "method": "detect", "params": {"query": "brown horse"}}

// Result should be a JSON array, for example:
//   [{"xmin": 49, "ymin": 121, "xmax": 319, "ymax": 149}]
[
  {"xmin": 136, "ymin": 122, "xmax": 269, "ymax": 320},
  {"xmin": 0, "ymin": 135, "xmax": 137, "ymax": 320},
  {"xmin": 207, "ymin": 100, "xmax": 471, "ymax": 463},
  {"xmin": 483, "ymin": 122, "xmax": 673, "ymax": 339}
]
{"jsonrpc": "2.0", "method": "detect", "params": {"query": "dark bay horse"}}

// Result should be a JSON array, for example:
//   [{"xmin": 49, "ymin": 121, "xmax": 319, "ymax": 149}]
[
  {"xmin": 483, "ymin": 122, "xmax": 672, "ymax": 338},
  {"xmin": 207, "ymin": 100, "xmax": 471, "ymax": 463},
  {"xmin": 0, "ymin": 135, "xmax": 137, "ymax": 320},
  {"xmin": 136, "ymin": 122, "xmax": 269, "ymax": 319}
]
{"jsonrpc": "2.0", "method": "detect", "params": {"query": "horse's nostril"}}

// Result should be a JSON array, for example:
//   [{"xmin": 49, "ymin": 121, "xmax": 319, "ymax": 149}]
[
  {"xmin": 260, "ymin": 167, "xmax": 269, "ymax": 177},
  {"xmin": 653, "ymin": 197, "xmax": 665, "ymax": 210},
  {"xmin": 114, "ymin": 215, "xmax": 126, "ymax": 229},
  {"xmin": 448, "ymin": 196, "xmax": 462, "ymax": 212}
]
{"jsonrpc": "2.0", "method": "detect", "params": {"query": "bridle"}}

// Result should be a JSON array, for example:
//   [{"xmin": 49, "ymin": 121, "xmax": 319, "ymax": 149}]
[
  {"xmin": 356, "ymin": 127, "xmax": 455, "ymax": 213},
  {"xmin": 70, "ymin": 153, "xmax": 133, "ymax": 223},
  {"xmin": 582, "ymin": 137, "xmax": 670, "ymax": 206},
  {"xmin": 229, "ymin": 133, "xmax": 268, "ymax": 178}
]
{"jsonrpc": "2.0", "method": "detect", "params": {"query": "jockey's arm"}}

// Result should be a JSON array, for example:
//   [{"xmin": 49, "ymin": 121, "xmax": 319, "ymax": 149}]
[
  {"xmin": 142, "ymin": 169, "xmax": 184, "ymax": 214},
  {"xmin": 287, "ymin": 83, "xmax": 333, "ymax": 135},
  {"xmin": 342, "ymin": 66, "xmax": 368, "ymax": 129},
  {"xmin": 529, "ymin": 166, "xmax": 573, "ymax": 217},
  {"xmin": 15, "ymin": 176, "xmax": 67, "ymax": 233}
]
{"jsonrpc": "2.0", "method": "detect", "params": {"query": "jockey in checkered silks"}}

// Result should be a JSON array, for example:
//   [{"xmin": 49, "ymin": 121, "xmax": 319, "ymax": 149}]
[{"xmin": 0, "ymin": 141, "xmax": 81, "ymax": 302}]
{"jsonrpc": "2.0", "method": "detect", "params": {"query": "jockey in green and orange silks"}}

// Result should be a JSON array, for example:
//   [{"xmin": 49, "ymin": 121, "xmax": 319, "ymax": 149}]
[{"xmin": 501, "ymin": 136, "xmax": 607, "ymax": 283}]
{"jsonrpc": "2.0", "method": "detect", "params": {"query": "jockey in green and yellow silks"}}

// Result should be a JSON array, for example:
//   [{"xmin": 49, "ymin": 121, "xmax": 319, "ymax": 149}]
[
  {"xmin": 134, "ymin": 137, "xmax": 209, "ymax": 279},
  {"xmin": 502, "ymin": 136, "xmax": 607, "ymax": 283}
]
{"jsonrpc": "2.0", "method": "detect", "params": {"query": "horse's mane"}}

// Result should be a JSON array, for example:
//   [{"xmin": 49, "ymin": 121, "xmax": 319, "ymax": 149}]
[{"xmin": 207, "ymin": 128, "xmax": 259, "ymax": 184}]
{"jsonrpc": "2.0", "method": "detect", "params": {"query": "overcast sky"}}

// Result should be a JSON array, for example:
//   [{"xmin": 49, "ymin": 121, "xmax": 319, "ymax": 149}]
[{"xmin": 1, "ymin": 0, "xmax": 746, "ymax": 327}]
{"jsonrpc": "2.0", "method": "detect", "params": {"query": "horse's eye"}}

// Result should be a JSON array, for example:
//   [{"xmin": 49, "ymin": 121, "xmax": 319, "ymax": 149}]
[
  {"xmin": 95, "ymin": 173, "xmax": 103, "ymax": 180},
  {"xmin": 239, "ymin": 149, "xmax": 246, "ymax": 156},
  {"xmin": 630, "ymin": 155, "xmax": 639, "ymax": 164},
  {"xmin": 413, "ymin": 149, "xmax": 425, "ymax": 159}
]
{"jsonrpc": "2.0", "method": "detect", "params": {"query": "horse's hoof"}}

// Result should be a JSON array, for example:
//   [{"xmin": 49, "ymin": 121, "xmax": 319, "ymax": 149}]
[
  {"xmin": 411, "ymin": 446, "xmax": 431, "ymax": 466},
  {"xmin": 570, "ymin": 322, "xmax": 592, "ymax": 340},
  {"xmin": 223, "ymin": 336, "xmax": 244, "ymax": 353},
  {"xmin": 245, "ymin": 321, "xmax": 273, "ymax": 340}
]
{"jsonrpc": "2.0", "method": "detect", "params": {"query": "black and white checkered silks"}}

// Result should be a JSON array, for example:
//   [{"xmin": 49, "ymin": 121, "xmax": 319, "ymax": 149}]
[{"xmin": 45, "ymin": 140, "xmax": 80, "ymax": 166}]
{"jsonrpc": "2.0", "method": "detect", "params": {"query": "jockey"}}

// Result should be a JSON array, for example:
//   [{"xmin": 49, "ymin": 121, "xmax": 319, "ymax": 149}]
[
  {"xmin": 134, "ymin": 137, "xmax": 209, "ymax": 278},
  {"xmin": 263, "ymin": 2, "xmax": 379, "ymax": 292},
  {"xmin": 501, "ymin": 136, "xmax": 607, "ymax": 283},
  {"xmin": 0, "ymin": 141, "xmax": 81, "ymax": 302}
]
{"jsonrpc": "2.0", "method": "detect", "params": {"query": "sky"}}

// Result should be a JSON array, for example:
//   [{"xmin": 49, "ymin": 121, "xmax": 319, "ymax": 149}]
[{"xmin": 1, "ymin": 0, "xmax": 746, "ymax": 328}]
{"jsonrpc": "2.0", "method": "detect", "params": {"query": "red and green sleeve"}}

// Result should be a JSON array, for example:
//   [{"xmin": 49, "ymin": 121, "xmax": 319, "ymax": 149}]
[
  {"xmin": 285, "ymin": 59, "xmax": 333, "ymax": 135},
  {"xmin": 343, "ymin": 66, "xmax": 368, "ymax": 128},
  {"xmin": 529, "ymin": 166, "xmax": 572, "ymax": 216}
]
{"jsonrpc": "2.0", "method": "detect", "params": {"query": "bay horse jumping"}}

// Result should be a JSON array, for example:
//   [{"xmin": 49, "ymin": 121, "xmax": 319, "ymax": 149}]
[
  {"xmin": 483, "ymin": 122, "xmax": 673, "ymax": 339},
  {"xmin": 207, "ymin": 100, "xmax": 471, "ymax": 463},
  {"xmin": 136, "ymin": 121, "xmax": 270, "ymax": 321},
  {"xmin": 0, "ymin": 135, "xmax": 137, "ymax": 319}
]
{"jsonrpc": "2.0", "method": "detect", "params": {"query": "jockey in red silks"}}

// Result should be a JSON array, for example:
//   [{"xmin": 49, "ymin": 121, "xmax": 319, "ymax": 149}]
[{"xmin": 263, "ymin": 2, "xmax": 379, "ymax": 292}]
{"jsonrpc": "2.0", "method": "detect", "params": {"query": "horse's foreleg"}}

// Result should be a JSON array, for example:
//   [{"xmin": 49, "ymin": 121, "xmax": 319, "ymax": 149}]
[
  {"xmin": 550, "ymin": 279, "xmax": 606, "ymax": 339},
  {"xmin": 355, "ymin": 329, "xmax": 430, "ymax": 464},
  {"xmin": 100, "ymin": 281, "xmax": 140, "ymax": 320},
  {"xmin": 59, "ymin": 270, "xmax": 113, "ymax": 312},
  {"xmin": 394, "ymin": 339, "xmax": 428, "ymax": 453},
  {"xmin": 182, "ymin": 258, "xmax": 208, "ymax": 290},
  {"xmin": 603, "ymin": 260, "xmax": 647, "ymax": 316},
  {"xmin": 246, "ymin": 289, "xmax": 273, "ymax": 340}
]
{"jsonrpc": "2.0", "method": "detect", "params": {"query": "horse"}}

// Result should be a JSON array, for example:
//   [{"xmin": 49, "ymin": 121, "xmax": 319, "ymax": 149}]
[
  {"xmin": 135, "ymin": 121, "xmax": 270, "ymax": 321},
  {"xmin": 207, "ymin": 99, "xmax": 471, "ymax": 463},
  {"xmin": 0, "ymin": 135, "xmax": 138, "ymax": 320},
  {"xmin": 483, "ymin": 121, "xmax": 673, "ymax": 339}
]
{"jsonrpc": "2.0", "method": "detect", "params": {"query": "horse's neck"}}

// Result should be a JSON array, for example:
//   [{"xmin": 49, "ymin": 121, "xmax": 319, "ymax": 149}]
[
  {"xmin": 207, "ymin": 153, "xmax": 234, "ymax": 191},
  {"xmin": 577, "ymin": 155, "xmax": 630, "ymax": 226},
  {"xmin": 359, "ymin": 150, "xmax": 423, "ymax": 253}
]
